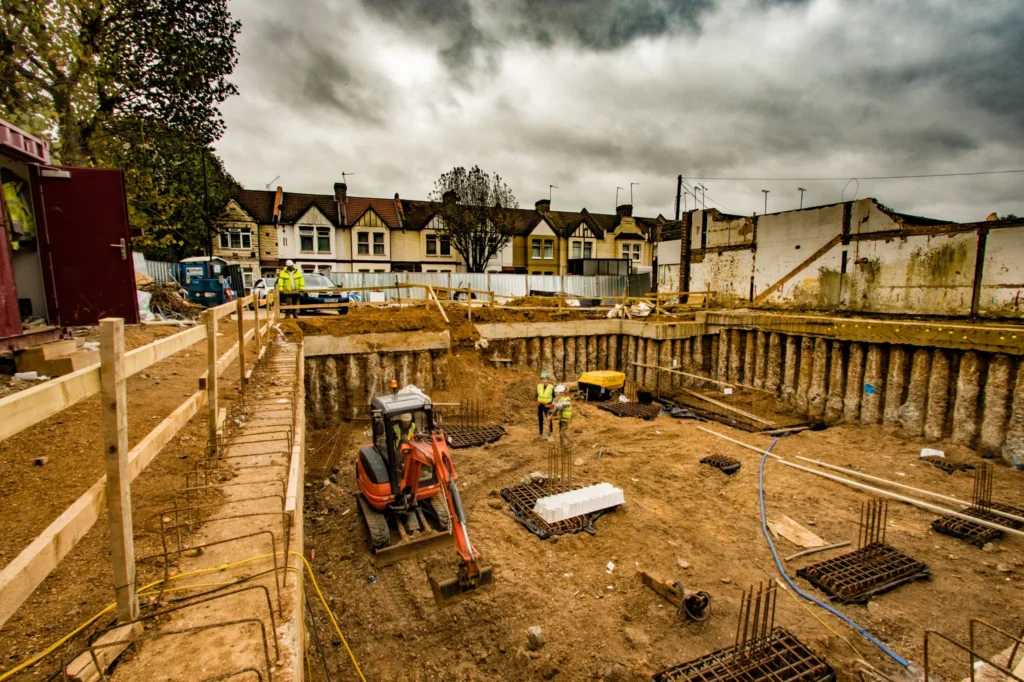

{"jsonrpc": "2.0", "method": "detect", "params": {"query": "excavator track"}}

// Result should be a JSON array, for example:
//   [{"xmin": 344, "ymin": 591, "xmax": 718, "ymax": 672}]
[{"xmin": 357, "ymin": 493, "xmax": 391, "ymax": 550}]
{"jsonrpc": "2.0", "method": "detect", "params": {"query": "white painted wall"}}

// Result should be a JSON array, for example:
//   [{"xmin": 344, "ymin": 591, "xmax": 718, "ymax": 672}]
[{"xmin": 980, "ymin": 228, "xmax": 1024, "ymax": 316}]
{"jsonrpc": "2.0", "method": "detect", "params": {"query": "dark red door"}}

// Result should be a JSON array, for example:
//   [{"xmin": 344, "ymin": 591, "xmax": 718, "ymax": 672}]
[
  {"xmin": 30, "ymin": 166, "xmax": 139, "ymax": 325},
  {"xmin": 0, "ymin": 193, "xmax": 23, "ymax": 338}
]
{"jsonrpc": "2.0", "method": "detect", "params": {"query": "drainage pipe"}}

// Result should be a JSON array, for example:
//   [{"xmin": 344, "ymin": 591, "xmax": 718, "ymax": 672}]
[{"xmin": 757, "ymin": 438, "xmax": 912, "ymax": 669}]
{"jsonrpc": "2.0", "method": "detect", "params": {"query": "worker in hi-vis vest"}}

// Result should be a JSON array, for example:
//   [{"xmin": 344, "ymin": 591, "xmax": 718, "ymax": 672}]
[
  {"xmin": 552, "ymin": 385, "xmax": 572, "ymax": 441},
  {"xmin": 536, "ymin": 372, "xmax": 555, "ymax": 438},
  {"xmin": 276, "ymin": 260, "xmax": 305, "ymax": 319}
]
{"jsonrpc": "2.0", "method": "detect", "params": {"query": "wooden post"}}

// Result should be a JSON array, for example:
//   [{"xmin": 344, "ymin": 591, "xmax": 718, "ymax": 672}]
[
  {"xmin": 466, "ymin": 284, "xmax": 472, "ymax": 323},
  {"xmin": 100, "ymin": 318, "xmax": 138, "ymax": 622},
  {"xmin": 253, "ymin": 291, "xmax": 261, "ymax": 357},
  {"xmin": 205, "ymin": 309, "xmax": 218, "ymax": 448},
  {"xmin": 395, "ymin": 275, "xmax": 402, "ymax": 305},
  {"xmin": 236, "ymin": 298, "xmax": 246, "ymax": 391}
]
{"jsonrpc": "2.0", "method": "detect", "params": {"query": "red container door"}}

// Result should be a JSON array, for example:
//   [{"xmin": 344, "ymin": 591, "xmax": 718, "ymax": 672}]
[
  {"xmin": 0, "ymin": 194, "xmax": 23, "ymax": 338},
  {"xmin": 31, "ymin": 166, "xmax": 139, "ymax": 325}
]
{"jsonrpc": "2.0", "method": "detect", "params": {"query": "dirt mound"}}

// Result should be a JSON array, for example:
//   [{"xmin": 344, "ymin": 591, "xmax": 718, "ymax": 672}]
[{"xmin": 287, "ymin": 306, "xmax": 448, "ymax": 337}]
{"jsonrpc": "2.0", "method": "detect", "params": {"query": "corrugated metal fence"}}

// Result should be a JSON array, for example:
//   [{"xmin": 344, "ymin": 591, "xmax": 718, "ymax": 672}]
[
  {"xmin": 324, "ymin": 271, "xmax": 635, "ymax": 300},
  {"xmin": 132, "ymin": 253, "xmax": 177, "ymax": 283}
]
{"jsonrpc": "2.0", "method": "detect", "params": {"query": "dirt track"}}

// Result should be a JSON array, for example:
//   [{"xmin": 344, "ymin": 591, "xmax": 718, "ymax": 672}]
[{"xmin": 303, "ymin": 353, "xmax": 1024, "ymax": 682}]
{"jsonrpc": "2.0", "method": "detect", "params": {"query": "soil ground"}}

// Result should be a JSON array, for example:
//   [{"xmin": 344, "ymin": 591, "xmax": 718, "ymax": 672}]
[
  {"xmin": 304, "ymin": 352, "xmax": 1023, "ymax": 682},
  {"xmin": 0, "ymin": 319, "xmax": 258, "ymax": 680}
]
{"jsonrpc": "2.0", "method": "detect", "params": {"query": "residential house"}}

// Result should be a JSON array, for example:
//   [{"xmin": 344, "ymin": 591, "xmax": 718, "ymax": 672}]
[{"xmin": 215, "ymin": 183, "xmax": 662, "ymax": 284}]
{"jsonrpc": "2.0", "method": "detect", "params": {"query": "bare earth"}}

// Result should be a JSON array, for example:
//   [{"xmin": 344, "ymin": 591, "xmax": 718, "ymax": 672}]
[{"xmin": 304, "ymin": 354, "xmax": 1023, "ymax": 682}]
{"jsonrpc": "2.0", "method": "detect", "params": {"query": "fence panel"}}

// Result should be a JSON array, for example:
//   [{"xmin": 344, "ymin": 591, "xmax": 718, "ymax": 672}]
[{"xmin": 132, "ymin": 253, "xmax": 176, "ymax": 283}]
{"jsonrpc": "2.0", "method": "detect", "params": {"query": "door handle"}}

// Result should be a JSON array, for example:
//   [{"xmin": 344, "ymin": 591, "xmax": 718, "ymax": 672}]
[{"xmin": 110, "ymin": 238, "xmax": 127, "ymax": 260}]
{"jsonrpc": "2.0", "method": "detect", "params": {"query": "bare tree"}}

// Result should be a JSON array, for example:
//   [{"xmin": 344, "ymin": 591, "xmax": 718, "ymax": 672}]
[{"xmin": 429, "ymin": 166, "xmax": 520, "ymax": 272}]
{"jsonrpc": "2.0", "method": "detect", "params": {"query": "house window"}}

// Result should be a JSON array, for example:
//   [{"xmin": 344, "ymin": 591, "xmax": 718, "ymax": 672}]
[
  {"xmin": 301, "ymin": 264, "xmax": 315, "ymax": 273},
  {"xmin": 317, "ymin": 227, "xmax": 331, "ymax": 253},
  {"xmin": 440, "ymin": 235, "xmax": 451, "ymax": 256},
  {"xmin": 532, "ymin": 240, "xmax": 541, "ymax": 259},
  {"xmin": 584, "ymin": 242, "xmax": 592, "ymax": 259},
  {"xmin": 572, "ymin": 241, "xmax": 581, "ymax": 259},
  {"xmin": 373, "ymin": 232, "xmax": 385, "ymax": 255},
  {"xmin": 242, "ymin": 270, "xmax": 254, "ymax": 289},
  {"xmin": 543, "ymin": 239, "xmax": 553, "ymax": 259},
  {"xmin": 426, "ymin": 234, "xmax": 437, "ymax": 256},
  {"xmin": 622, "ymin": 244, "xmax": 631, "ymax": 259},
  {"xmin": 299, "ymin": 227, "xmax": 314, "ymax": 253},
  {"xmin": 374, "ymin": 269, "xmax": 385, "ymax": 273},
  {"xmin": 357, "ymin": 232, "xmax": 369, "ymax": 255},
  {"xmin": 219, "ymin": 229, "xmax": 251, "ymax": 250},
  {"xmin": 633, "ymin": 244, "xmax": 641, "ymax": 261},
  {"xmin": 622, "ymin": 243, "xmax": 641, "ymax": 261}
]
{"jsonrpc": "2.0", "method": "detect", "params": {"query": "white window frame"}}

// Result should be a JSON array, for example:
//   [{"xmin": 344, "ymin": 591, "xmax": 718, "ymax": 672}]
[
  {"xmin": 242, "ymin": 270, "xmax": 254, "ymax": 289},
  {"xmin": 632, "ymin": 244, "xmax": 641, "ymax": 261},
  {"xmin": 219, "ymin": 229, "xmax": 252, "ymax": 250},
  {"xmin": 316, "ymin": 227, "xmax": 331, "ymax": 253},
  {"xmin": 531, "ymin": 240, "xmax": 541, "ymax": 259},
  {"xmin": 357, "ymin": 232, "xmax": 369, "ymax": 255},
  {"xmin": 373, "ymin": 232, "xmax": 385, "ymax": 256},
  {"xmin": 572, "ymin": 241, "xmax": 581, "ymax": 259},
  {"xmin": 543, "ymin": 239, "xmax": 554, "ymax": 259},
  {"xmin": 299, "ymin": 226, "xmax": 314, "ymax": 253},
  {"xmin": 583, "ymin": 242, "xmax": 592, "ymax": 259}
]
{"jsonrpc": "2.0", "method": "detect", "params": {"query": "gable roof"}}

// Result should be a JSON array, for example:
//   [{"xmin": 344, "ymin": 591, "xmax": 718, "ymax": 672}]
[
  {"xmin": 342, "ymin": 196, "xmax": 403, "ymax": 228},
  {"xmin": 234, "ymin": 189, "xmax": 277, "ymax": 223}
]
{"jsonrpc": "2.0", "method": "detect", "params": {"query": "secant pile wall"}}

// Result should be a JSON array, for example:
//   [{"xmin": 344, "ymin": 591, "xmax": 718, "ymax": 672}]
[{"xmin": 304, "ymin": 330, "xmax": 451, "ymax": 427}]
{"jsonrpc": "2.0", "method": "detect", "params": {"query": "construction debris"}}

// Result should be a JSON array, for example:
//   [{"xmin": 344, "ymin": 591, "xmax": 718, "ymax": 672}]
[
  {"xmin": 137, "ymin": 280, "xmax": 204, "ymax": 320},
  {"xmin": 639, "ymin": 571, "xmax": 712, "ymax": 621}
]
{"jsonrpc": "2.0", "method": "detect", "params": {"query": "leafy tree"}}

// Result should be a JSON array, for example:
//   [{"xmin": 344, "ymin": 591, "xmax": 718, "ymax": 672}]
[
  {"xmin": 0, "ymin": 0, "xmax": 240, "ymax": 165},
  {"xmin": 93, "ymin": 118, "xmax": 239, "ymax": 261},
  {"xmin": 428, "ymin": 166, "xmax": 520, "ymax": 272}
]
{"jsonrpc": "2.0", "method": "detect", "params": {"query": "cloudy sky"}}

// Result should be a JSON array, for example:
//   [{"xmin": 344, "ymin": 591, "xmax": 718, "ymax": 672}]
[{"xmin": 217, "ymin": 0, "xmax": 1023, "ymax": 223}]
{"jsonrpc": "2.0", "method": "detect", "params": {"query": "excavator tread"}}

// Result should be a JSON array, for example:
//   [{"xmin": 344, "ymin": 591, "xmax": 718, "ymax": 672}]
[{"xmin": 357, "ymin": 493, "xmax": 392, "ymax": 550}]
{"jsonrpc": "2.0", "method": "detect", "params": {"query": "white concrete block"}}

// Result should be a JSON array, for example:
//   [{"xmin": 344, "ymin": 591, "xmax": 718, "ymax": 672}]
[{"xmin": 533, "ymin": 483, "xmax": 625, "ymax": 524}]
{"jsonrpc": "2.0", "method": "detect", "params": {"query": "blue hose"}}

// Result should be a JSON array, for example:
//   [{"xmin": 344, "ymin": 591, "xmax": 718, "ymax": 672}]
[{"xmin": 758, "ymin": 439, "xmax": 911, "ymax": 668}]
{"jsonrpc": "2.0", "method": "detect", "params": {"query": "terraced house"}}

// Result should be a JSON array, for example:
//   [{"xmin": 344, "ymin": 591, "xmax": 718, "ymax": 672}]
[{"xmin": 215, "ymin": 183, "xmax": 667, "ymax": 288}]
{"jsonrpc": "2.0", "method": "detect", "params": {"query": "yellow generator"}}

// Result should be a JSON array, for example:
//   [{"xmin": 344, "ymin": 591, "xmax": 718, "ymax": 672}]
[{"xmin": 578, "ymin": 370, "xmax": 625, "ymax": 401}]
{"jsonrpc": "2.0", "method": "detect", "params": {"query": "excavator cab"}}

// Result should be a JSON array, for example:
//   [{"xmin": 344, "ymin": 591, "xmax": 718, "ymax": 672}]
[{"xmin": 355, "ymin": 393, "xmax": 493, "ymax": 602}]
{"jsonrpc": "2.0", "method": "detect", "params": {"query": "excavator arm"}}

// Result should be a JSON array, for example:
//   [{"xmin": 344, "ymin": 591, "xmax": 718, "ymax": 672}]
[{"xmin": 426, "ymin": 429, "xmax": 494, "ymax": 603}]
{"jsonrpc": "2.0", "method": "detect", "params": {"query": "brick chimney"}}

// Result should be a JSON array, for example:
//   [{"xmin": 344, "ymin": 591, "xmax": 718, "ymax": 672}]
[
  {"xmin": 616, "ymin": 204, "xmax": 633, "ymax": 218},
  {"xmin": 334, "ymin": 182, "xmax": 347, "ymax": 204},
  {"xmin": 535, "ymin": 199, "xmax": 551, "ymax": 213},
  {"xmin": 272, "ymin": 186, "xmax": 283, "ymax": 223}
]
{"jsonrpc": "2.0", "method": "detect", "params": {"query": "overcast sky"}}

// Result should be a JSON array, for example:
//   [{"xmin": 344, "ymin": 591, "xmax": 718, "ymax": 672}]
[{"xmin": 217, "ymin": 0, "xmax": 1023, "ymax": 223}]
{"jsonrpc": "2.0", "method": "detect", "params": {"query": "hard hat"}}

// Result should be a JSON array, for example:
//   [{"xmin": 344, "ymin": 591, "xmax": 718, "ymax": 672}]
[
  {"xmin": 540, "ymin": 372, "xmax": 550, "ymax": 379},
  {"xmin": 286, "ymin": 259, "xmax": 295, "ymax": 267},
  {"xmin": 399, "ymin": 413, "xmax": 412, "ymax": 423},
  {"xmin": 554, "ymin": 384, "xmax": 566, "ymax": 393}
]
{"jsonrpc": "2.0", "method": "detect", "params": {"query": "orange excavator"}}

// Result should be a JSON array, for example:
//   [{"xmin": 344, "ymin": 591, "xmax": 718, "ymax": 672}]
[{"xmin": 355, "ymin": 393, "xmax": 493, "ymax": 603}]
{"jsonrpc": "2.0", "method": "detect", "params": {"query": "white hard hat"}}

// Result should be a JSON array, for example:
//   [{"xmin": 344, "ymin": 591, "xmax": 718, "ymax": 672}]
[
  {"xmin": 399, "ymin": 413, "xmax": 412, "ymax": 423},
  {"xmin": 554, "ymin": 384, "xmax": 566, "ymax": 393},
  {"xmin": 286, "ymin": 260, "xmax": 295, "ymax": 267}
]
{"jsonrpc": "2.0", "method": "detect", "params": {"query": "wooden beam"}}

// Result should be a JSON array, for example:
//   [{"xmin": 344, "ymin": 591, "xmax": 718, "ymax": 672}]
[
  {"xmin": 676, "ymin": 386, "xmax": 776, "ymax": 426},
  {"xmin": 65, "ymin": 622, "xmax": 143, "ymax": 682},
  {"xmin": 0, "ymin": 325, "xmax": 207, "ymax": 443},
  {"xmin": 753, "ymin": 233, "xmax": 842, "ymax": 304},
  {"xmin": 236, "ymin": 298, "xmax": 246, "ymax": 390},
  {"xmin": 427, "ymin": 285, "xmax": 449, "ymax": 324},
  {"xmin": 100, "ymin": 319, "xmax": 138, "ymax": 622},
  {"xmin": 124, "ymin": 325, "xmax": 205, "ymax": 376},
  {"xmin": 206, "ymin": 309, "xmax": 218, "ymax": 446}
]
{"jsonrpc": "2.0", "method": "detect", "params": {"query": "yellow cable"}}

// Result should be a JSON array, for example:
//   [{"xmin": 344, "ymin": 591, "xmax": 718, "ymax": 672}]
[
  {"xmin": 774, "ymin": 578, "xmax": 864, "ymax": 659},
  {"xmin": 1, "ymin": 552, "xmax": 368, "ymax": 682}
]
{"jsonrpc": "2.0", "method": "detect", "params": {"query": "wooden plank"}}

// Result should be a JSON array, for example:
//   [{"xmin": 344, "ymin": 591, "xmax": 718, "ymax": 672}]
[
  {"xmin": 128, "ymin": 390, "xmax": 206, "ymax": 479},
  {"xmin": 0, "ymin": 365, "xmax": 101, "ymax": 442},
  {"xmin": 124, "ymin": 324, "xmax": 205, "ymax": 376},
  {"xmin": 0, "ymin": 479, "xmax": 107, "ymax": 628},
  {"xmin": 676, "ymin": 385, "xmax": 776, "ymax": 426},
  {"xmin": 639, "ymin": 570, "xmax": 683, "ymax": 607},
  {"xmin": 753, "ymin": 233, "xmax": 842, "ymax": 304},
  {"xmin": 100, "ymin": 319, "xmax": 138, "ymax": 622},
  {"xmin": 771, "ymin": 515, "xmax": 827, "ymax": 548},
  {"xmin": 236, "ymin": 298, "xmax": 246, "ymax": 391},
  {"xmin": 428, "ymin": 285, "xmax": 449, "ymax": 324},
  {"xmin": 65, "ymin": 622, "xmax": 143, "ymax": 682},
  {"xmin": 206, "ymin": 310, "xmax": 218, "ymax": 445}
]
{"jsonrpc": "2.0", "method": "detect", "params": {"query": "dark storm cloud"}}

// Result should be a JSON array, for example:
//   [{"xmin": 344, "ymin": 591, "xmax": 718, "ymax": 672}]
[{"xmin": 219, "ymin": 0, "xmax": 1024, "ymax": 223}]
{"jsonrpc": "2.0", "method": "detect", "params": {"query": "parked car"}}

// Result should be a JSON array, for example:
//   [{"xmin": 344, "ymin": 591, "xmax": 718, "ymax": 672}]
[{"xmin": 252, "ymin": 274, "xmax": 353, "ymax": 313}]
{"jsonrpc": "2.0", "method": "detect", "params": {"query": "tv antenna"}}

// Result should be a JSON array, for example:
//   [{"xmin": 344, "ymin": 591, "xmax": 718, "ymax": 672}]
[
  {"xmin": 342, "ymin": 171, "xmax": 356, "ymax": 184},
  {"xmin": 264, "ymin": 175, "xmax": 280, "ymax": 190}
]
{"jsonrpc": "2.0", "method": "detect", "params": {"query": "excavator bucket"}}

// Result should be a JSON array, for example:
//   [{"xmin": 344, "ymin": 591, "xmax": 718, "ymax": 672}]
[{"xmin": 429, "ymin": 562, "xmax": 494, "ymax": 605}]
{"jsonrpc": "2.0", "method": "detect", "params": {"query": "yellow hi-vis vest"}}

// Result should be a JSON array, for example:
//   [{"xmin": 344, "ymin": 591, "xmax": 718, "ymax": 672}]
[
  {"xmin": 393, "ymin": 422, "xmax": 416, "ymax": 443},
  {"xmin": 556, "ymin": 399, "xmax": 572, "ymax": 422},
  {"xmin": 277, "ymin": 268, "xmax": 305, "ymax": 291},
  {"xmin": 537, "ymin": 383, "xmax": 554, "ymax": 404}
]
